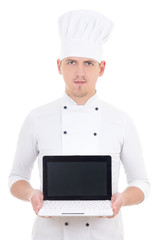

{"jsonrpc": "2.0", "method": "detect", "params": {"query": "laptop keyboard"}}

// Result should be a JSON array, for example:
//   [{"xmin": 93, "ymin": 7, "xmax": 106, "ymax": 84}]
[{"xmin": 42, "ymin": 200, "xmax": 112, "ymax": 210}]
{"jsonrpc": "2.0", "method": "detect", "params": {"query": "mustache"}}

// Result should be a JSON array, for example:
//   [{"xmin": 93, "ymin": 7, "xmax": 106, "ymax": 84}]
[{"xmin": 73, "ymin": 76, "xmax": 87, "ymax": 81}]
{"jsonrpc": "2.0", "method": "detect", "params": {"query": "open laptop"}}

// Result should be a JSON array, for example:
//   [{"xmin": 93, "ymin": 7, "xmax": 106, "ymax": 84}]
[{"xmin": 38, "ymin": 155, "xmax": 113, "ymax": 217}]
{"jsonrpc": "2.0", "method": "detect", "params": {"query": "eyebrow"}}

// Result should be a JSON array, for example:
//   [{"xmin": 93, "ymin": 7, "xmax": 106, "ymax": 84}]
[
  {"xmin": 84, "ymin": 60, "xmax": 96, "ymax": 64},
  {"xmin": 64, "ymin": 59, "xmax": 97, "ymax": 64},
  {"xmin": 64, "ymin": 59, "xmax": 77, "ymax": 63}
]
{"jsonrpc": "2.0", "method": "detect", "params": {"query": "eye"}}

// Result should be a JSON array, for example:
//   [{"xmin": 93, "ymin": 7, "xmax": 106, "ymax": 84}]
[
  {"xmin": 86, "ymin": 62, "xmax": 93, "ymax": 66},
  {"xmin": 68, "ymin": 61, "xmax": 75, "ymax": 65}
]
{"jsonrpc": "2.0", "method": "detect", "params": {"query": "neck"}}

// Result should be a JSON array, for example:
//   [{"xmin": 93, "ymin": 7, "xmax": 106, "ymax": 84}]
[{"xmin": 65, "ymin": 90, "xmax": 96, "ymax": 105}]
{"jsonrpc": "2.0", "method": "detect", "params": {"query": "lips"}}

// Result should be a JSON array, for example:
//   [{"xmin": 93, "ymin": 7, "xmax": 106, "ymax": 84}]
[{"xmin": 74, "ymin": 81, "xmax": 86, "ymax": 85}]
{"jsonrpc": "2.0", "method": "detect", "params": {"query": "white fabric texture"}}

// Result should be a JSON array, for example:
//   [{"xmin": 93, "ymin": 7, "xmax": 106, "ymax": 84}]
[
  {"xmin": 58, "ymin": 10, "xmax": 114, "ymax": 62},
  {"xmin": 9, "ymin": 93, "xmax": 150, "ymax": 240}
]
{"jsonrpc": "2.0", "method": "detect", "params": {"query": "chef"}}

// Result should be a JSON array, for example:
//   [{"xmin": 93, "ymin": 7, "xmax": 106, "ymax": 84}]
[{"xmin": 9, "ymin": 10, "xmax": 150, "ymax": 240}]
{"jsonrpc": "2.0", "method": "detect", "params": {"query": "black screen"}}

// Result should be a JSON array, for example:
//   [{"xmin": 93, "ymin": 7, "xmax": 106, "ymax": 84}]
[{"xmin": 43, "ymin": 155, "xmax": 112, "ymax": 200}]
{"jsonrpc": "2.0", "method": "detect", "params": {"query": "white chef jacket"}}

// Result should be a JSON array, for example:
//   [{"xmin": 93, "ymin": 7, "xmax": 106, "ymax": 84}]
[{"xmin": 9, "ymin": 92, "xmax": 150, "ymax": 240}]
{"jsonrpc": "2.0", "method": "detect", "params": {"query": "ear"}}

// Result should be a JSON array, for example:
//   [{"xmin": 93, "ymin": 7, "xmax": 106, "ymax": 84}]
[
  {"xmin": 57, "ymin": 59, "xmax": 62, "ymax": 74},
  {"xmin": 98, "ymin": 61, "xmax": 106, "ymax": 77}
]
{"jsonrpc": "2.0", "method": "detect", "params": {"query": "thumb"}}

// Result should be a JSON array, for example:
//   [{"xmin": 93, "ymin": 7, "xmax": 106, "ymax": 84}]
[
  {"xmin": 37, "ymin": 197, "xmax": 43, "ymax": 212},
  {"xmin": 111, "ymin": 193, "xmax": 118, "ymax": 206},
  {"xmin": 37, "ymin": 202, "xmax": 42, "ymax": 212},
  {"xmin": 111, "ymin": 193, "xmax": 120, "ymax": 211},
  {"xmin": 111, "ymin": 194, "xmax": 117, "ymax": 202},
  {"xmin": 40, "ymin": 193, "xmax": 44, "ymax": 201}
]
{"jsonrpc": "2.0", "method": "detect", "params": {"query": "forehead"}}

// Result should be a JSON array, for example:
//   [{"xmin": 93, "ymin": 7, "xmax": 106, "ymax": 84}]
[{"xmin": 62, "ymin": 57, "xmax": 98, "ymax": 64}]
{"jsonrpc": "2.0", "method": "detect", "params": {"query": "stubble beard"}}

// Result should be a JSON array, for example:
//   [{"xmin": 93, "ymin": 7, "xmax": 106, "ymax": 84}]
[
  {"xmin": 66, "ymin": 77, "xmax": 89, "ymax": 98},
  {"xmin": 71, "ymin": 85, "xmax": 89, "ymax": 98}
]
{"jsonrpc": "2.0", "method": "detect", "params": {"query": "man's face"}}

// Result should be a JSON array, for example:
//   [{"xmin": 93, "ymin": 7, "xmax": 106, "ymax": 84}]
[{"xmin": 57, "ymin": 57, "xmax": 106, "ymax": 99}]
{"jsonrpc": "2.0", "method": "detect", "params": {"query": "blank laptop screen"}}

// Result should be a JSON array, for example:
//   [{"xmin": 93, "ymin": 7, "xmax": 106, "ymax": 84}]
[{"xmin": 43, "ymin": 155, "xmax": 112, "ymax": 200}]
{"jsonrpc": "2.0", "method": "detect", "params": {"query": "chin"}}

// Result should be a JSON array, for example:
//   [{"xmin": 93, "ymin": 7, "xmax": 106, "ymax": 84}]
[{"xmin": 72, "ymin": 92, "xmax": 88, "ymax": 98}]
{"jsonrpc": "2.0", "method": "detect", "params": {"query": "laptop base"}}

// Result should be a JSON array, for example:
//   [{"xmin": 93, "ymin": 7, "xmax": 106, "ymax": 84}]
[{"xmin": 38, "ymin": 200, "xmax": 113, "ymax": 217}]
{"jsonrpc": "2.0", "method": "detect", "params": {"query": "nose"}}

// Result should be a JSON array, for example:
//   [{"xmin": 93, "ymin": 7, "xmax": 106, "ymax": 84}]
[{"xmin": 76, "ymin": 63, "xmax": 86, "ymax": 79}]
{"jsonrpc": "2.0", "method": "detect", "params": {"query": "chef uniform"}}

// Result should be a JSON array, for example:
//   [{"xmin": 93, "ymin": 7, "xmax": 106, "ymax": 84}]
[{"xmin": 9, "ymin": 10, "xmax": 150, "ymax": 240}]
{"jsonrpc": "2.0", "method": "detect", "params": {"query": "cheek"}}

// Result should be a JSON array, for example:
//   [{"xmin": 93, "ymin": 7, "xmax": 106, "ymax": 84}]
[
  {"xmin": 88, "ymin": 70, "xmax": 99, "ymax": 82},
  {"xmin": 62, "ymin": 70, "xmax": 74, "ymax": 85},
  {"xmin": 63, "ymin": 67, "xmax": 75, "ymax": 77}
]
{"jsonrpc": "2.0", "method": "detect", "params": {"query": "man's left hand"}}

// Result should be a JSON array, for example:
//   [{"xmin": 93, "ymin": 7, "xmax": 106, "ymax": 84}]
[{"xmin": 97, "ymin": 192, "xmax": 124, "ymax": 218}]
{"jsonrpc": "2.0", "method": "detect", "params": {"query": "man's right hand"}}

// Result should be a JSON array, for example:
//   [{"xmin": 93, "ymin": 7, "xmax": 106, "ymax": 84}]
[
  {"xmin": 10, "ymin": 180, "xmax": 52, "ymax": 217},
  {"xmin": 29, "ymin": 189, "xmax": 44, "ymax": 215}
]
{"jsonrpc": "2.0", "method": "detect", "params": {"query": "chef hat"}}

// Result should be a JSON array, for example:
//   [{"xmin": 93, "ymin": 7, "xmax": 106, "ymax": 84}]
[{"xmin": 58, "ymin": 10, "xmax": 114, "ymax": 63}]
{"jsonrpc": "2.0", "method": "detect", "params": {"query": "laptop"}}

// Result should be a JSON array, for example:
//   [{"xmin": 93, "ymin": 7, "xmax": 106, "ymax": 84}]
[{"xmin": 38, "ymin": 155, "xmax": 113, "ymax": 217}]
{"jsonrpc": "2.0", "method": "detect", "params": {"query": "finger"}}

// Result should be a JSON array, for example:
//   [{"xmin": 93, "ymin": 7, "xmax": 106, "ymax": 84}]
[
  {"xmin": 112, "ymin": 197, "xmax": 122, "ymax": 210},
  {"xmin": 32, "ymin": 201, "xmax": 42, "ymax": 214},
  {"xmin": 113, "ymin": 204, "xmax": 121, "ymax": 217},
  {"xmin": 111, "ymin": 194, "xmax": 117, "ymax": 202},
  {"xmin": 113, "ymin": 201, "xmax": 123, "ymax": 212},
  {"xmin": 96, "ymin": 216, "xmax": 110, "ymax": 218},
  {"xmin": 112, "ymin": 203, "xmax": 118, "ymax": 212},
  {"xmin": 40, "ymin": 193, "xmax": 44, "ymax": 201},
  {"xmin": 36, "ymin": 202, "xmax": 43, "ymax": 214}
]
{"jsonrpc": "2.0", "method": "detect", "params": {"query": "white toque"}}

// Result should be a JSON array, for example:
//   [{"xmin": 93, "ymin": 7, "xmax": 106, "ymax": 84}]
[{"xmin": 58, "ymin": 10, "xmax": 114, "ymax": 62}]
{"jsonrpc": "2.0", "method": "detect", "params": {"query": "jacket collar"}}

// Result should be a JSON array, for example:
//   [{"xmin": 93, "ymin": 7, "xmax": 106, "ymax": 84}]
[{"xmin": 62, "ymin": 91, "xmax": 99, "ymax": 106}]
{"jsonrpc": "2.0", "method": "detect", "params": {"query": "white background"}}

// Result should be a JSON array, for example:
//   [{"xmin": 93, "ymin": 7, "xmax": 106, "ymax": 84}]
[{"xmin": 0, "ymin": 0, "xmax": 160, "ymax": 239}]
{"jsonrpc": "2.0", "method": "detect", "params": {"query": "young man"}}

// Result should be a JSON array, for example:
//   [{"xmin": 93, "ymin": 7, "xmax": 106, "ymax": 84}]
[{"xmin": 9, "ymin": 10, "xmax": 150, "ymax": 240}]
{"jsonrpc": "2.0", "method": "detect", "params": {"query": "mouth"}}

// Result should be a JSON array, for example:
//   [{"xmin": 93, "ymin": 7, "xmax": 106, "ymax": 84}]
[{"xmin": 74, "ymin": 81, "xmax": 86, "ymax": 85}]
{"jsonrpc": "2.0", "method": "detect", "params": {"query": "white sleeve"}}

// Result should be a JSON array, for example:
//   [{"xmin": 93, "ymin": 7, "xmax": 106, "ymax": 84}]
[
  {"xmin": 8, "ymin": 109, "xmax": 38, "ymax": 189},
  {"xmin": 120, "ymin": 114, "xmax": 150, "ymax": 199}
]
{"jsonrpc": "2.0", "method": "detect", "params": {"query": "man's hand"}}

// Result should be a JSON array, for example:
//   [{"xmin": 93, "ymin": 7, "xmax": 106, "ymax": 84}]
[
  {"xmin": 97, "ymin": 187, "xmax": 144, "ymax": 218},
  {"xmin": 29, "ymin": 189, "xmax": 53, "ymax": 218},
  {"xmin": 29, "ymin": 189, "xmax": 44, "ymax": 215},
  {"xmin": 108, "ymin": 192, "xmax": 124, "ymax": 218},
  {"xmin": 97, "ymin": 192, "xmax": 124, "ymax": 218},
  {"xmin": 10, "ymin": 180, "xmax": 53, "ymax": 217}
]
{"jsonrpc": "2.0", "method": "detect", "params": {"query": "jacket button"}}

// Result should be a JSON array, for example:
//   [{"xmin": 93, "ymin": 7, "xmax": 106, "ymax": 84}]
[
  {"xmin": 95, "ymin": 107, "xmax": 99, "ymax": 111},
  {"xmin": 86, "ymin": 223, "xmax": 90, "ymax": 227},
  {"xmin": 65, "ymin": 222, "xmax": 69, "ymax": 226},
  {"xmin": 64, "ymin": 106, "xmax": 67, "ymax": 109},
  {"xmin": 63, "ymin": 131, "xmax": 67, "ymax": 134},
  {"xmin": 93, "ymin": 132, "xmax": 97, "ymax": 136}
]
